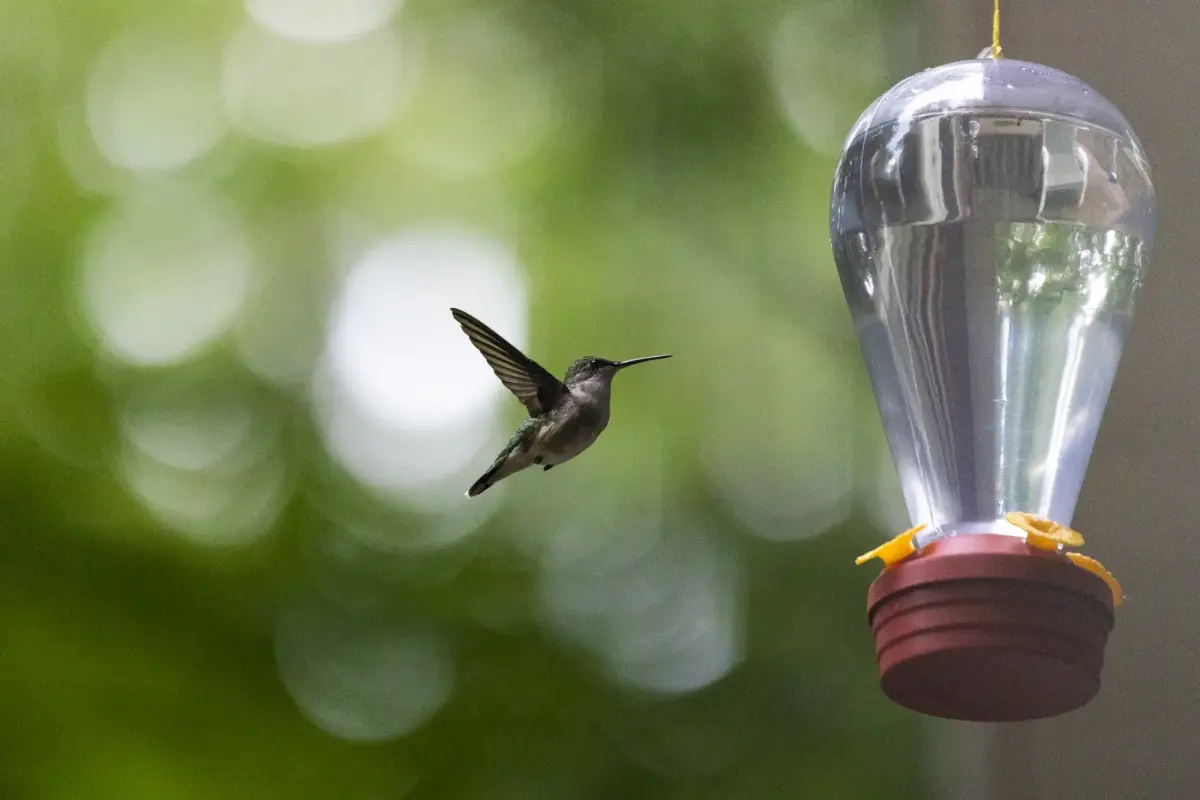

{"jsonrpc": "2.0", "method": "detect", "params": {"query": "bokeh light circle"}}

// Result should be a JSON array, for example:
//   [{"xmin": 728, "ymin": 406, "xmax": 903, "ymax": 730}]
[
  {"xmin": 117, "ymin": 376, "xmax": 288, "ymax": 547},
  {"xmin": 770, "ymin": 0, "xmax": 887, "ymax": 154},
  {"xmin": 245, "ymin": 0, "xmax": 400, "ymax": 44},
  {"xmin": 384, "ymin": 12, "xmax": 559, "ymax": 176},
  {"xmin": 315, "ymin": 224, "xmax": 527, "ymax": 497},
  {"xmin": 275, "ymin": 595, "xmax": 454, "ymax": 741},
  {"xmin": 701, "ymin": 327, "xmax": 855, "ymax": 541},
  {"xmin": 539, "ymin": 518, "xmax": 743, "ymax": 696},
  {"xmin": 86, "ymin": 27, "xmax": 228, "ymax": 172},
  {"xmin": 326, "ymin": 227, "xmax": 526, "ymax": 427},
  {"xmin": 223, "ymin": 21, "xmax": 408, "ymax": 148},
  {"xmin": 80, "ymin": 184, "xmax": 254, "ymax": 367}
]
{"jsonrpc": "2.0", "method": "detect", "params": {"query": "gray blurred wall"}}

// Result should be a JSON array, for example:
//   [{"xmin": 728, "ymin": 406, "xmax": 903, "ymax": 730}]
[{"xmin": 924, "ymin": 2, "xmax": 1200, "ymax": 798}]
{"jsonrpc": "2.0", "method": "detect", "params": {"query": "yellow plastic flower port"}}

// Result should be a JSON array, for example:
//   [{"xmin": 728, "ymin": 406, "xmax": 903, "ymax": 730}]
[
  {"xmin": 1006, "ymin": 511, "xmax": 1084, "ymax": 551},
  {"xmin": 855, "ymin": 524, "xmax": 927, "ymax": 567},
  {"xmin": 1066, "ymin": 552, "xmax": 1124, "ymax": 607}
]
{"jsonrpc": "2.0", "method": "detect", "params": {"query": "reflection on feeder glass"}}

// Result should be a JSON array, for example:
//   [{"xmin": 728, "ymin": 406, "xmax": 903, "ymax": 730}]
[{"xmin": 830, "ymin": 58, "xmax": 1155, "ymax": 539}]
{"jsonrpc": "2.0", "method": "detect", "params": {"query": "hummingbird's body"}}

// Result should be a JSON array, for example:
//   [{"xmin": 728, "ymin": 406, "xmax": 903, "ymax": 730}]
[{"xmin": 450, "ymin": 308, "xmax": 670, "ymax": 497}]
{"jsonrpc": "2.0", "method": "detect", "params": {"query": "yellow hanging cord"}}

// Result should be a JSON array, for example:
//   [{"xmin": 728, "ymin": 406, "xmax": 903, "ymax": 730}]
[{"xmin": 991, "ymin": 0, "xmax": 1003, "ymax": 58}]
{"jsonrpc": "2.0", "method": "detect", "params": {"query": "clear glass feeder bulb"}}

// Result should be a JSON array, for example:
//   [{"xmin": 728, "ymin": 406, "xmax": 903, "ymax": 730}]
[{"xmin": 830, "ymin": 58, "xmax": 1156, "ymax": 543}]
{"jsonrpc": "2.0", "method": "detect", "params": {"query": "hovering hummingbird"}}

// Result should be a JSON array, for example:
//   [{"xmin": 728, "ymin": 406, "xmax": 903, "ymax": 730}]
[{"xmin": 451, "ymin": 308, "xmax": 672, "ymax": 497}]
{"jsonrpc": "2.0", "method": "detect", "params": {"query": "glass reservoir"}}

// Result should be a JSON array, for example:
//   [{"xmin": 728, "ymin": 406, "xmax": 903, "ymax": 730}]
[{"xmin": 830, "ymin": 58, "xmax": 1156, "ymax": 544}]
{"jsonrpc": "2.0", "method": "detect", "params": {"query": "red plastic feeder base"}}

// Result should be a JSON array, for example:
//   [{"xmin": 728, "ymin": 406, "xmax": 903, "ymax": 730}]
[{"xmin": 866, "ymin": 533, "xmax": 1115, "ymax": 722}]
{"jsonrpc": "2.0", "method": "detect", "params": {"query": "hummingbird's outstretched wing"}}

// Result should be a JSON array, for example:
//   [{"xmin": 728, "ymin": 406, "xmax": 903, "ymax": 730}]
[{"xmin": 451, "ymin": 308, "xmax": 567, "ymax": 417}]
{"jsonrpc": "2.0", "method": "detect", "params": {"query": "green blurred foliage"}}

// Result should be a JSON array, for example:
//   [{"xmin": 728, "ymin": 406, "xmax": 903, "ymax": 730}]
[{"xmin": 0, "ymin": 0, "xmax": 924, "ymax": 797}]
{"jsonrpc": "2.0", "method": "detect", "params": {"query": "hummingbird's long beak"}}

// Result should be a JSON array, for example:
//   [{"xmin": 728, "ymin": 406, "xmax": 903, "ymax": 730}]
[{"xmin": 613, "ymin": 354, "xmax": 672, "ymax": 370}]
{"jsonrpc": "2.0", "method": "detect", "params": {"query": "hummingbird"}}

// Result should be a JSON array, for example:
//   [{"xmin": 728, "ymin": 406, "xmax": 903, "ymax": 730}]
[{"xmin": 451, "ymin": 308, "xmax": 672, "ymax": 497}]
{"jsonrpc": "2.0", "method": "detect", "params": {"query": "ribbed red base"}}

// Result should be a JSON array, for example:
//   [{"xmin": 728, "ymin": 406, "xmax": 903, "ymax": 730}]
[{"xmin": 866, "ymin": 534, "xmax": 1115, "ymax": 722}]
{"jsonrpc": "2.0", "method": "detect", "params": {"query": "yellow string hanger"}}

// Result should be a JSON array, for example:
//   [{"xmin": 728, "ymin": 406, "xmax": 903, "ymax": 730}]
[{"xmin": 991, "ymin": 0, "xmax": 1003, "ymax": 58}]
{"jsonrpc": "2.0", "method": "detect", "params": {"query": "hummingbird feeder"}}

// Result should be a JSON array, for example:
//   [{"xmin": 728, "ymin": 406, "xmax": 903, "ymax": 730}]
[{"xmin": 830, "ymin": 51, "xmax": 1155, "ymax": 721}]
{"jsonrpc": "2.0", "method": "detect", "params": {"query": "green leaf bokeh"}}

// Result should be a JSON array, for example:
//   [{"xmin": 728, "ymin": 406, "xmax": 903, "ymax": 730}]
[{"xmin": 0, "ymin": 0, "xmax": 922, "ymax": 797}]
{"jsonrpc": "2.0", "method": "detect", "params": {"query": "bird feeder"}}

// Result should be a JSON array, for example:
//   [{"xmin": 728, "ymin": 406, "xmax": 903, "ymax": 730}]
[{"xmin": 830, "ymin": 54, "xmax": 1155, "ymax": 721}]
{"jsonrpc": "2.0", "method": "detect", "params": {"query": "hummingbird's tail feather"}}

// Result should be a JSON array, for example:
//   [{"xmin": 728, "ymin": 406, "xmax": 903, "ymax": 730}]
[{"xmin": 465, "ymin": 417, "xmax": 538, "ymax": 498}]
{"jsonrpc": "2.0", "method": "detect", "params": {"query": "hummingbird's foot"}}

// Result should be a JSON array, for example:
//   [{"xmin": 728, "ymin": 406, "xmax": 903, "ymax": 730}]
[
  {"xmin": 543, "ymin": 464, "xmax": 553, "ymax": 471},
  {"xmin": 533, "ymin": 456, "xmax": 544, "ymax": 465}
]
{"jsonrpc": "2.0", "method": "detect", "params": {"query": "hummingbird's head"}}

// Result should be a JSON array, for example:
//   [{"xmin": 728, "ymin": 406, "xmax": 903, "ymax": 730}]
[
  {"xmin": 564, "ymin": 354, "xmax": 672, "ymax": 385},
  {"xmin": 565, "ymin": 356, "xmax": 617, "ymax": 384}
]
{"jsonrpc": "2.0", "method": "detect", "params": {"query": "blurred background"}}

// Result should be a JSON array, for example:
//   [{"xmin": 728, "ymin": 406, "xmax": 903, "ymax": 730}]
[{"xmin": 0, "ymin": 0, "xmax": 1193, "ymax": 798}]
